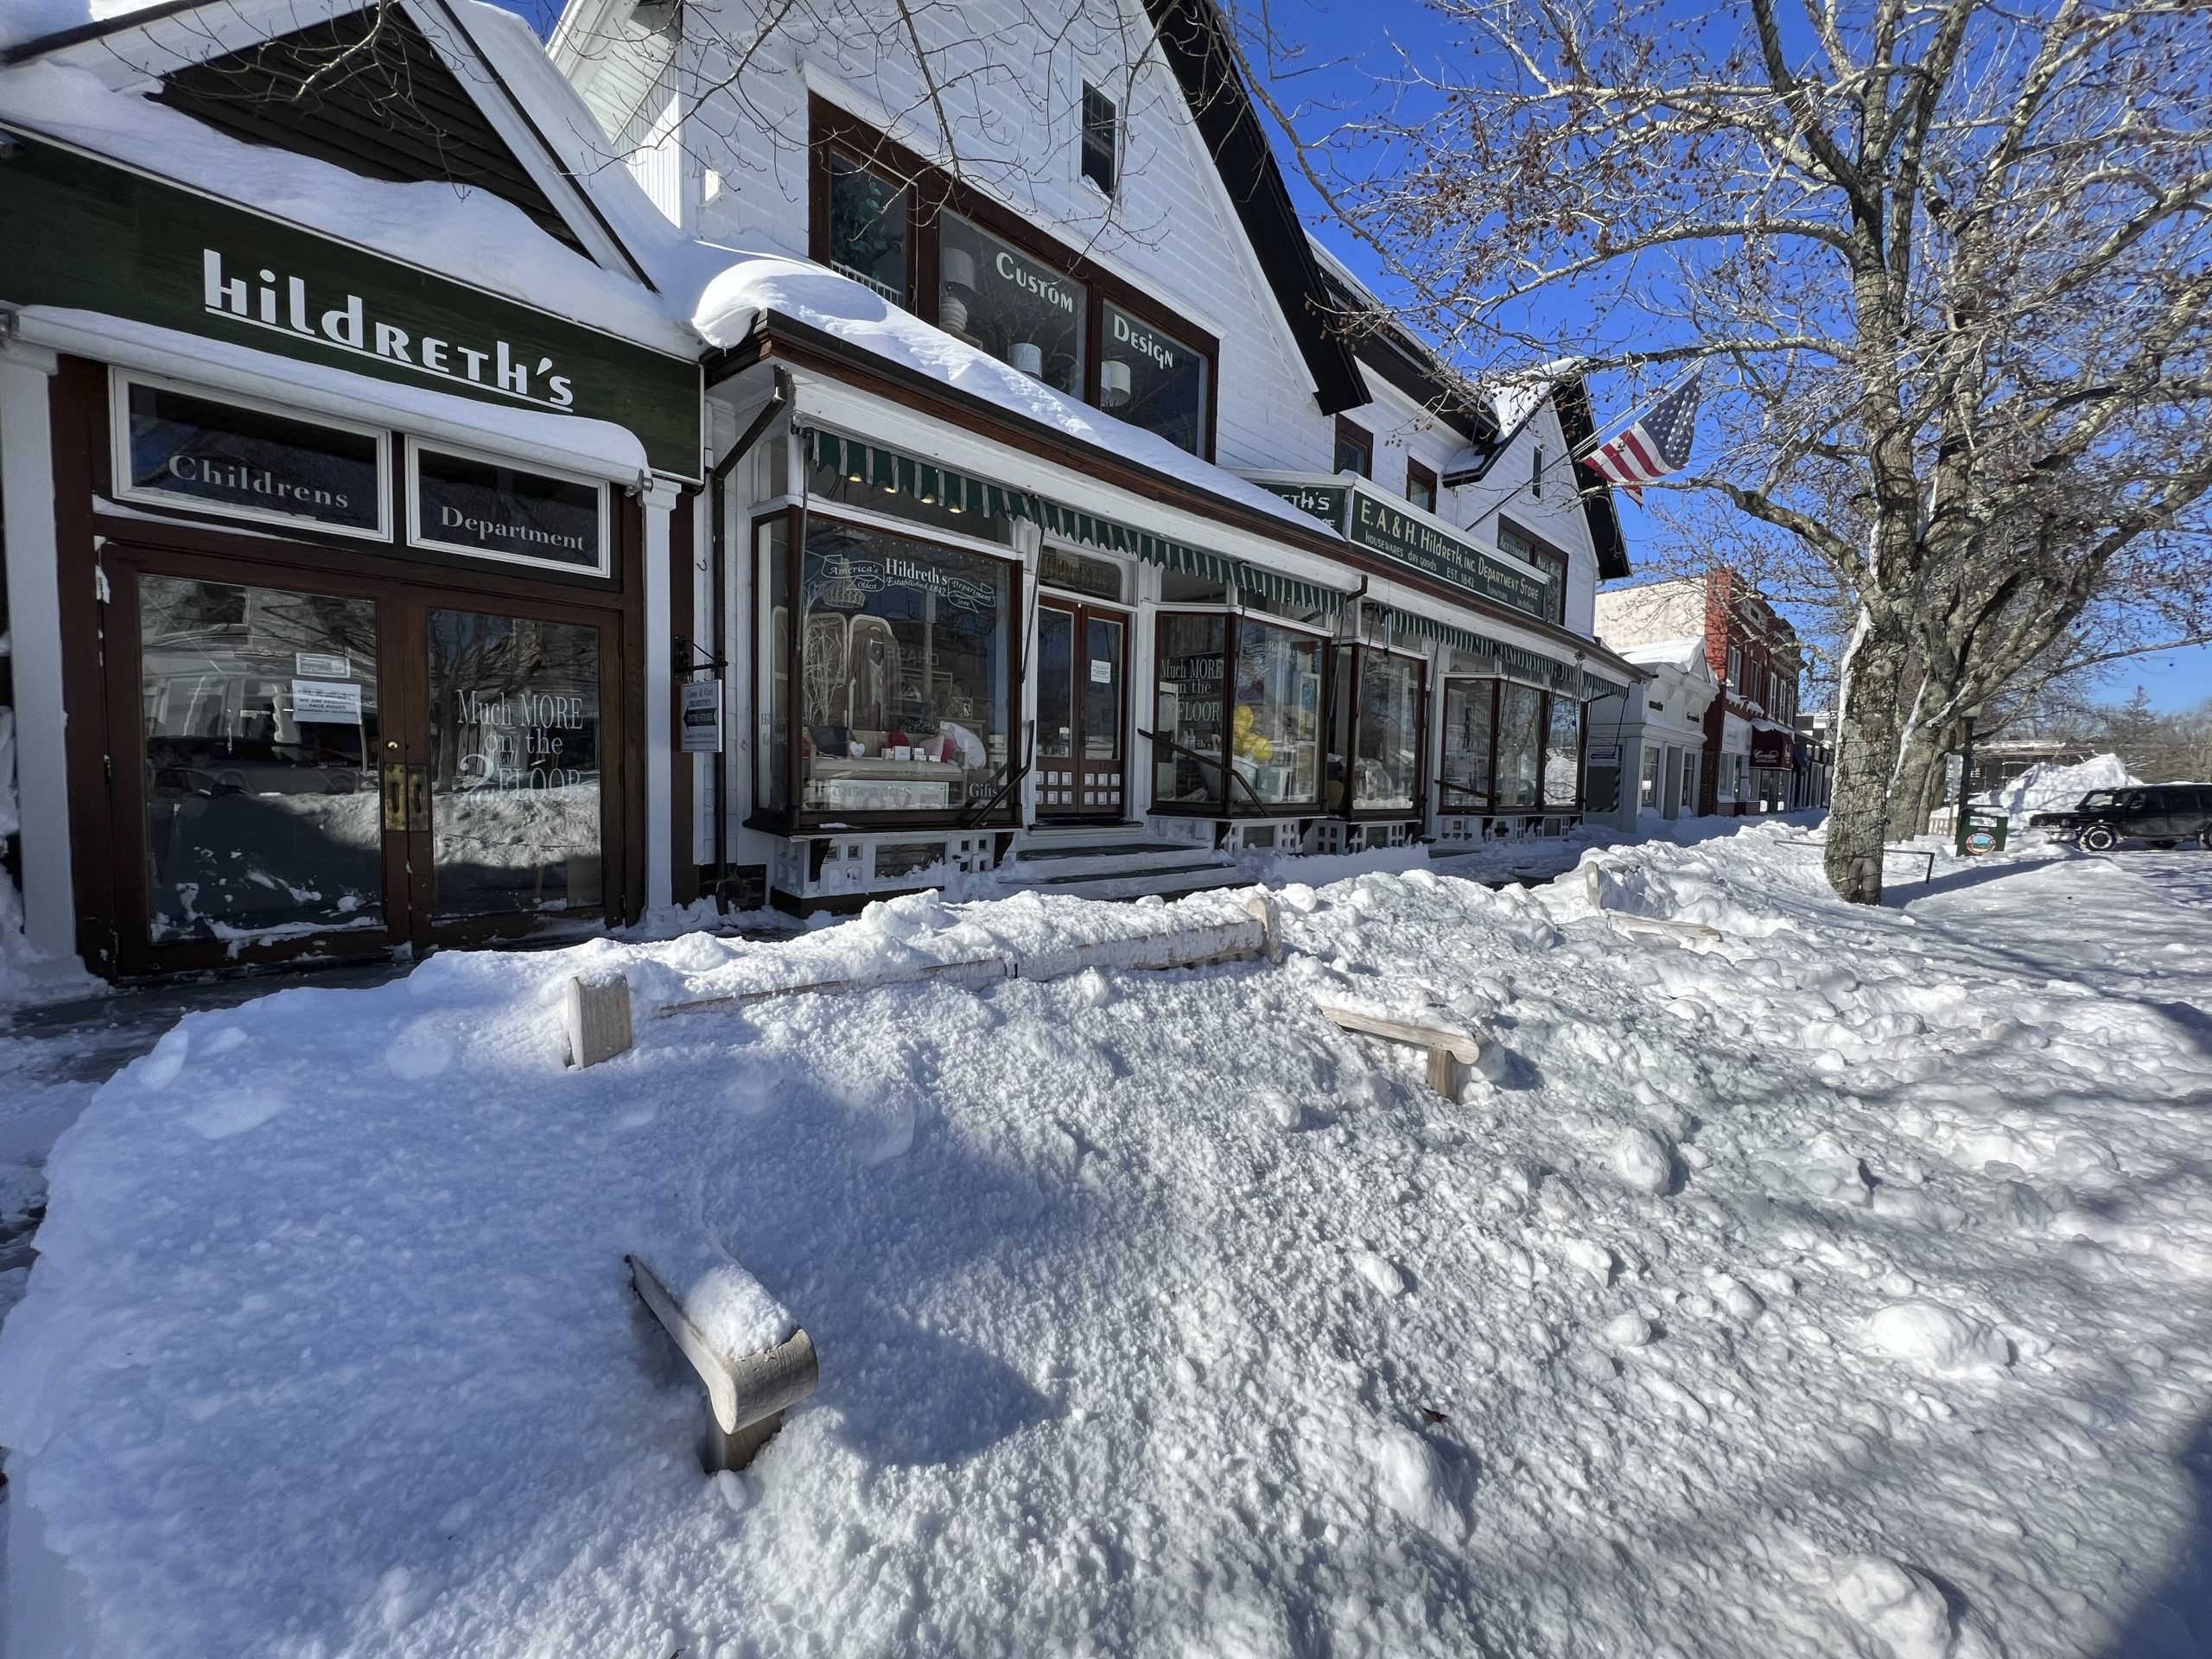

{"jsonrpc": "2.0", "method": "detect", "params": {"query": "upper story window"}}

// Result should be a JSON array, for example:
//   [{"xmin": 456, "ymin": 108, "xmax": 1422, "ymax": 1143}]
[
  {"xmin": 1082, "ymin": 83, "xmax": 1118, "ymax": 195},
  {"xmin": 825, "ymin": 150, "xmax": 910, "ymax": 304},
  {"xmin": 1335, "ymin": 417, "xmax": 1373, "ymax": 479},
  {"xmin": 1497, "ymin": 521, "xmax": 1567, "ymax": 626},
  {"xmin": 1407, "ymin": 459, "xmax": 1438, "ymax": 514},
  {"xmin": 942, "ymin": 213, "xmax": 1086, "ymax": 396},
  {"xmin": 1726, "ymin": 644, "xmax": 1743, "ymax": 687},
  {"xmin": 1530, "ymin": 444, "xmax": 1545, "ymax": 499},
  {"xmin": 1102, "ymin": 303, "xmax": 1205, "ymax": 453},
  {"xmin": 810, "ymin": 101, "xmax": 1217, "ymax": 457}
]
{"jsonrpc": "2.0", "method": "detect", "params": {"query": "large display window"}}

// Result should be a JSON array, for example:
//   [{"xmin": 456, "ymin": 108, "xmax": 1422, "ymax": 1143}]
[
  {"xmin": 1440, "ymin": 677, "xmax": 1496, "ymax": 809},
  {"xmin": 1496, "ymin": 682, "xmax": 1546, "ymax": 809},
  {"xmin": 941, "ymin": 213, "xmax": 1086, "ymax": 396},
  {"xmin": 1543, "ymin": 692, "xmax": 1586, "ymax": 807},
  {"xmin": 1329, "ymin": 648, "xmax": 1426, "ymax": 815},
  {"xmin": 1153, "ymin": 612, "xmax": 1325, "ymax": 812},
  {"xmin": 758, "ymin": 513, "xmax": 1016, "ymax": 823}
]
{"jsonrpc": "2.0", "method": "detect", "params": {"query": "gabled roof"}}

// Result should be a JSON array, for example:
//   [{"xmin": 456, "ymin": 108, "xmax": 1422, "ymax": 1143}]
[
  {"xmin": 1554, "ymin": 377, "xmax": 1632, "ymax": 581},
  {"xmin": 1, "ymin": 0, "xmax": 661, "ymax": 288},
  {"xmin": 1314, "ymin": 267, "xmax": 1497, "ymax": 448},
  {"xmin": 1141, "ymin": 0, "xmax": 1368, "ymax": 417},
  {"xmin": 153, "ymin": 5, "xmax": 589, "ymax": 255}
]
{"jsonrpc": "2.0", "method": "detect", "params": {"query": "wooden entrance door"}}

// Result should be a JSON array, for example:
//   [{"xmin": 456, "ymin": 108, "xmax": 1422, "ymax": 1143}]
[
  {"xmin": 105, "ymin": 543, "xmax": 626, "ymax": 974},
  {"xmin": 1033, "ymin": 600, "xmax": 1128, "ymax": 818}
]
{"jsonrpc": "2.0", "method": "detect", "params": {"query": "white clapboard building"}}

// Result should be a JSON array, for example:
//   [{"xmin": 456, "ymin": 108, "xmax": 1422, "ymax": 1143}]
[{"xmin": 0, "ymin": 0, "xmax": 1641, "ymax": 983}]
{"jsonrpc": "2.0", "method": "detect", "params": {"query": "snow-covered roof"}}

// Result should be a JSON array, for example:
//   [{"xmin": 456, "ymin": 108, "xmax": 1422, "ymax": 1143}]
[
  {"xmin": 0, "ymin": 15, "xmax": 699, "ymax": 355},
  {"xmin": 1613, "ymin": 635, "xmax": 1713, "ymax": 677},
  {"xmin": 692, "ymin": 255, "xmax": 1334, "ymax": 540}
]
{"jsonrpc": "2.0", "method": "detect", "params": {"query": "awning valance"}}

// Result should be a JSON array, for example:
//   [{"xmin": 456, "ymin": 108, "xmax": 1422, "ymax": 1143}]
[
  {"xmin": 1376, "ymin": 605, "xmax": 1623, "ymax": 701},
  {"xmin": 808, "ymin": 429, "xmax": 1344, "ymax": 615}
]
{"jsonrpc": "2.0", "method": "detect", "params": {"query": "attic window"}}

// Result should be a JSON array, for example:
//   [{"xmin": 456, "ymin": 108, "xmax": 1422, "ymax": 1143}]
[
  {"xmin": 1081, "ymin": 84, "xmax": 1118, "ymax": 196},
  {"xmin": 1531, "ymin": 444, "xmax": 1545, "ymax": 499}
]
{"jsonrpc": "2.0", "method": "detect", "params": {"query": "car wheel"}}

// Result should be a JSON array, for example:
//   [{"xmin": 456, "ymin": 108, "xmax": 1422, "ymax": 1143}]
[{"xmin": 2080, "ymin": 823, "xmax": 2120, "ymax": 852}]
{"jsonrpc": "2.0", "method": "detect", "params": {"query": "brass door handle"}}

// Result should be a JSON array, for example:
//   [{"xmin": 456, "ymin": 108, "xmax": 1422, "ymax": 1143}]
[{"xmin": 381, "ymin": 762, "xmax": 432, "ymax": 832}]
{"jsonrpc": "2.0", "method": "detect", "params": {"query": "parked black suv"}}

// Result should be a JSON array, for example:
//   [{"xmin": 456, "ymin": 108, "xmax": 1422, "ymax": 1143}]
[{"xmin": 2030, "ymin": 785, "xmax": 2212, "ymax": 851}]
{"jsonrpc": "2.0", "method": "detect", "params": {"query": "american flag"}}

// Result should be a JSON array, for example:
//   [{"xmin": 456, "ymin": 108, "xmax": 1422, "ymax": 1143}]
[{"xmin": 1584, "ymin": 375, "xmax": 1702, "ymax": 505}]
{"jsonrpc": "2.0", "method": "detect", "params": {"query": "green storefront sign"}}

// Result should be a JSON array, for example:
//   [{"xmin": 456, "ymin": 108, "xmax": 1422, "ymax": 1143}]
[
  {"xmin": 1261, "ymin": 479, "xmax": 1554, "ymax": 620},
  {"xmin": 0, "ymin": 132, "xmax": 700, "ymax": 480}
]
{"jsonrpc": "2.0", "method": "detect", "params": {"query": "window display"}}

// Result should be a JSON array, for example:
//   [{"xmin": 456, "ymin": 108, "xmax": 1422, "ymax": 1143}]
[
  {"xmin": 1100, "ymin": 302, "xmax": 1207, "ymax": 454},
  {"xmin": 1154, "ymin": 613, "xmax": 1225, "ymax": 804},
  {"xmin": 940, "ymin": 213, "xmax": 1085, "ymax": 395},
  {"xmin": 1544, "ymin": 693, "xmax": 1584, "ymax": 807},
  {"xmin": 427, "ymin": 611, "xmax": 603, "ymax": 920},
  {"xmin": 1440, "ymin": 677, "xmax": 1495, "ymax": 807},
  {"xmin": 826, "ymin": 152, "xmax": 909, "ymax": 303},
  {"xmin": 1230, "ymin": 620, "xmax": 1321, "ymax": 806},
  {"xmin": 1496, "ymin": 682, "xmax": 1545, "ymax": 809},
  {"xmin": 757, "ymin": 519, "xmax": 790, "ymax": 810},
  {"xmin": 794, "ymin": 519, "xmax": 1011, "ymax": 815},
  {"xmin": 1351, "ymin": 652, "xmax": 1424, "ymax": 812},
  {"xmin": 140, "ymin": 575, "xmax": 383, "ymax": 942}
]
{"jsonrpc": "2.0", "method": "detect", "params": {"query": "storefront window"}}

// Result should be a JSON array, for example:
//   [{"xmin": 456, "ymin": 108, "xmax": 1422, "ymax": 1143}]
[
  {"xmin": 1544, "ymin": 694, "xmax": 1584, "ymax": 806},
  {"xmin": 757, "ymin": 518, "xmax": 790, "ymax": 810},
  {"xmin": 140, "ymin": 575, "xmax": 382, "ymax": 942},
  {"xmin": 122, "ymin": 380, "xmax": 385, "ymax": 538},
  {"xmin": 1100, "ymin": 302, "xmax": 1207, "ymax": 453},
  {"xmin": 1497, "ymin": 682, "xmax": 1545, "ymax": 809},
  {"xmin": 940, "ymin": 213, "xmax": 1085, "ymax": 396},
  {"xmin": 1154, "ymin": 613, "xmax": 1225, "ymax": 804},
  {"xmin": 1352, "ymin": 652, "xmax": 1424, "ymax": 812},
  {"xmin": 827, "ymin": 152, "xmax": 909, "ymax": 304},
  {"xmin": 427, "ymin": 611, "xmax": 603, "ymax": 920},
  {"xmin": 1441, "ymin": 677, "xmax": 1495, "ymax": 807},
  {"xmin": 798, "ymin": 519, "xmax": 1011, "ymax": 814},
  {"xmin": 1231, "ymin": 620, "xmax": 1322, "ymax": 805}
]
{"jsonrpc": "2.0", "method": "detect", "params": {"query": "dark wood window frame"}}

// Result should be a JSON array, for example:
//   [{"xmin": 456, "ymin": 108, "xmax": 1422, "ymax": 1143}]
[
  {"xmin": 56, "ymin": 356, "xmax": 645, "ymax": 978},
  {"xmin": 1334, "ymin": 416, "xmax": 1374, "ymax": 480},
  {"xmin": 748, "ymin": 499, "xmax": 1027, "ymax": 836},
  {"xmin": 1331, "ymin": 642, "xmax": 1428, "ymax": 821},
  {"xmin": 1438, "ymin": 673, "xmax": 1497, "ymax": 812},
  {"xmin": 1148, "ymin": 607, "xmax": 1332, "ymax": 817},
  {"xmin": 808, "ymin": 99, "xmax": 1219, "ymax": 461},
  {"xmin": 1406, "ymin": 457, "xmax": 1439, "ymax": 514},
  {"xmin": 1445, "ymin": 671, "xmax": 1592, "ymax": 818}
]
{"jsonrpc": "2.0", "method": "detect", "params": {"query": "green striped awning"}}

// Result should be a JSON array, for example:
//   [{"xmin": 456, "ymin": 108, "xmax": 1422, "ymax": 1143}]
[
  {"xmin": 1378, "ymin": 606, "xmax": 1619, "ymax": 701},
  {"xmin": 809, "ymin": 429, "xmax": 1344, "ymax": 615}
]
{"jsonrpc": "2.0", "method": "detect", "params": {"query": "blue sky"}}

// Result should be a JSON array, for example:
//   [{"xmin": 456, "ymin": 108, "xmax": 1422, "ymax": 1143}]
[{"xmin": 487, "ymin": 0, "xmax": 2209, "ymax": 714}]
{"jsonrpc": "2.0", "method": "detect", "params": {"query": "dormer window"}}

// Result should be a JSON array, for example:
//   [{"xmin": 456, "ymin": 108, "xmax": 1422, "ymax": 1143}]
[
  {"xmin": 825, "ymin": 151, "xmax": 909, "ymax": 304},
  {"xmin": 1082, "ymin": 83, "xmax": 1118, "ymax": 196}
]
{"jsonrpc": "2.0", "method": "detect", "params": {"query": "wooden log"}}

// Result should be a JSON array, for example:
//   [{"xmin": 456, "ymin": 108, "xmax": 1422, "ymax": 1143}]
[
  {"xmin": 627, "ymin": 1254, "xmax": 820, "ymax": 1472},
  {"xmin": 1607, "ymin": 914, "xmax": 1724, "ymax": 944},
  {"xmin": 1246, "ymin": 892, "xmax": 1286, "ymax": 964},
  {"xmin": 566, "ymin": 971, "xmax": 633, "ymax": 1068},
  {"xmin": 1312, "ymin": 1001, "xmax": 1483, "ymax": 1101}
]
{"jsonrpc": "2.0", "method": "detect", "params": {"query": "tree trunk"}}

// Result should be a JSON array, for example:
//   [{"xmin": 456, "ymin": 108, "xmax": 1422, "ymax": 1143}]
[
  {"xmin": 1824, "ymin": 624, "xmax": 1910, "ymax": 904},
  {"xmin": 1887, "ymin": 715, "xmax": 1953, "ymax": 843}
]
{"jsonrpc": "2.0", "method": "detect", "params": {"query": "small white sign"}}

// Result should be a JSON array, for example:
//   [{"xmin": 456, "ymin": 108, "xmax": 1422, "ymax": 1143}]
[
  {"xmin": 292, "ymin": 679, "xmax": 362, "ymax": 721},
  {"xmin": 1090, "ymin": 658, "xmax": 1113, "ymax": 684},
  {"xmin": 296, "ymin": 651, "xmax": 352, "ymax": 678},
  {"xmin": 680, "ymin": 679, "xmax": 723, "ymax": 753}
]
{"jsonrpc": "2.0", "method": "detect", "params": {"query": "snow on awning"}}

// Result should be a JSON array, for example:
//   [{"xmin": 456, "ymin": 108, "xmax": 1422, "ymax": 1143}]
[
  {"xmin": 807, "ymin": 429, "xmax": 1344, "ymax": 616},
  {"xmin": 1377, "ymin": 605, "xmax": 1624, "ymax": 700}
]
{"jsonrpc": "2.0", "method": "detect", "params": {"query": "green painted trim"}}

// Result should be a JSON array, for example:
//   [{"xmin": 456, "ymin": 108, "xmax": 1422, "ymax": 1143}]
[{"xmin": 0, "ymin": 131, "xmax": 702, "ymax": 479}]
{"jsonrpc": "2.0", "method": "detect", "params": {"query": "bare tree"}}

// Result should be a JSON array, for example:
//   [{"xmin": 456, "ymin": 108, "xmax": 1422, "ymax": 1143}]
[{"xmin": 1236, "ymin": 0, "xmax": 2212, "ymax": 900}]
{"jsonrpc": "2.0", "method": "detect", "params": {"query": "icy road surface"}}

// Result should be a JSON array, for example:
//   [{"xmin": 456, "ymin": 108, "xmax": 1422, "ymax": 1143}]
[{"xmin": 4, "ymin": 823, "xmax": 2211, "ymax": 1658}]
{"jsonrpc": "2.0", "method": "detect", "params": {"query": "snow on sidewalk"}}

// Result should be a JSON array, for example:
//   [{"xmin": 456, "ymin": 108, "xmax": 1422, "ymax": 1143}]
[{"xmin": 6, "ymin": 823, "xmax": 2212, "ymax": 1657}]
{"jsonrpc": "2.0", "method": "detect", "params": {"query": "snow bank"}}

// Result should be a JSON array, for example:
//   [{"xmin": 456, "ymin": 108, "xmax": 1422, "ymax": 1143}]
[
  {"xmin": 1976, "ymin": 752, "xmax": 2140, "ymax": 824},
  {"xmin": 9, "ymin": 823, "xmax": 2212, "ymax": 1656}
]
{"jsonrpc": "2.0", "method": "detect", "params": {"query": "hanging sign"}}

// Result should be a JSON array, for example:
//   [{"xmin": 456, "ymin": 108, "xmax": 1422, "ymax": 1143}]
[
  {"xmin": 680, "ymin": 680, "xmax": 724, "ymax": 753},
  {"xmin": 292, "ymin": 679, "xmax": 363, "ymax": 720},
  {"xmin": 0, "ymin": 130, "xmax": 702, "ymax": 480}
]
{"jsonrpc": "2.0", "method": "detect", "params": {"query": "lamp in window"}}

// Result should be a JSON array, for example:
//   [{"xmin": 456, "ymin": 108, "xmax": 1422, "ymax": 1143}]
[
  {"xmin": 940, "ymin": 246, "xmax": 975, "ymax": 335},
  {"xmin": 1100, "ymin": 358, "xmax": 1132, "ymax": 409},
  {"xmin": 1011, "ymin": 342, "xmax": 1045, "ymax": 378}
]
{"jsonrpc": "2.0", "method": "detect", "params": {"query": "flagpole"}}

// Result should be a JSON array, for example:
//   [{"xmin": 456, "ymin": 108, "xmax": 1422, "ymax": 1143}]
[{"xmin": 1569, "ymin": 366, "xmax": 1703, "ymax": 461}]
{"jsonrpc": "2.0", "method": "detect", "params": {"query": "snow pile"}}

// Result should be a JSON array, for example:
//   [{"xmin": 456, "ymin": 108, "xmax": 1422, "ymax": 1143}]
[
  {"xmin": 8, "ymin": 823, "xmax": 2212, "ymax": 1656},
  {"xmin": 683, "ymin": 1262, "xmax": 796, "ymax": 1357},
  {"xmin": 1977, "ymin": 752, "xmax": 2140, "ymax": 823}
]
